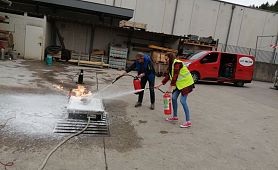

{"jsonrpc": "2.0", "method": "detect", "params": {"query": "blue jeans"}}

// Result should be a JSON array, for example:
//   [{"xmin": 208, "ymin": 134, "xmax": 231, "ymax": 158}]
[{"xmin": 172, "ymin": 89, "xmax": 190, "ymax": 122}]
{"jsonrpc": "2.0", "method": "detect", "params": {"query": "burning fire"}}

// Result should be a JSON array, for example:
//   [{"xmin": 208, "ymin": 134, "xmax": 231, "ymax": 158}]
[
  {"xmin": 53, "ymin": 81, "xmax": 64, "ymax": 91},
  {"xmin": 69, "ymin": 85, "xmax": 92, "ymax": 97},
  {"xmin": 53, "ymin": 84, "xmax": 64, "ymax": 90}
]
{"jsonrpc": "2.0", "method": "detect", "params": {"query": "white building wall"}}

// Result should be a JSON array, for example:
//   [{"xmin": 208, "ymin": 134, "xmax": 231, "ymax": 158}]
[
  {"xmin": 226, "ymin": 6, "xmax": 244, "ymax": 46},
  {"xmin": 236, "ymin": 8, "xmax": 268, "ymax": 48},
  {"xmin": 0, "ymin": 12, "xmax": 46, "ymax": 58},
  {"xmin": 212, "ymin": 2, "xmax": 232, "ymax": 44},
  {"xmin": 82, "ymin": 0, "xmax": 278, "ymax": 51},
  {"xmin": 257, "ymin": 12, "xmax": 278, "ymax": 51},
  {"xmin": 161, "ymin": 0, "xmax": 176, "ymax": 34},
  {"xmin": 174, "ymin": 0, "xmax": 195, "ymax": 36},
  {"xmin": 189, "ymin": 0, "xmax": 219, "ymax": 37},
  {"xmin": 133, "ymin": 0, "xmax": 165, "ymax": 33},
  {"xmin": 115, "ymin": 0, "xmax": 136, "ymax": 9}
]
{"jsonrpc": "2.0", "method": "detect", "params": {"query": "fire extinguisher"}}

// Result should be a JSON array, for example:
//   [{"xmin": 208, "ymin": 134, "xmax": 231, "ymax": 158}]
[
  {"xmin": 163, "ymin": 92, "xmax": 172, "ymax": 115},
  {"xmin": 133, "ymin": 77, "xmax": 141, "ymax": 94},
  {"xmin": 77, "ymin": 69, "xmax": 84, "ymax": 84}
]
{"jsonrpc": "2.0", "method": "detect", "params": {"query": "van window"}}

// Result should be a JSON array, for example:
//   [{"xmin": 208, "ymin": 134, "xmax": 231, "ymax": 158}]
[
  {"xmin": 201, "ymin": 53, "xmax": 218, "ymax": 64},
  {"xmin": 188, "ymin": 51, "xmax": 207, "ymax": 60}
]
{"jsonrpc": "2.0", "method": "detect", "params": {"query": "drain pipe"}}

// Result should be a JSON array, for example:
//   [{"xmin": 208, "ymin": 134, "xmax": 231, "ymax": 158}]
[
  {"xmin": 171, "ymin": 0, "xmax": 179, "ymax": 35},
  {"xmin": 272, "ymin": 34, "xmax": 278, "ymax": 63},
  {"xmin": 224, "ymin": 5, "xmax": 235, "ymax": 52}
]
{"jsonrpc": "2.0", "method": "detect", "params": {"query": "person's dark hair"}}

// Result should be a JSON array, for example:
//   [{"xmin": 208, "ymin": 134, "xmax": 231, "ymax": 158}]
[{"xmin": 166, "ymin": 53, "xmax": 176, "ymax": 76}]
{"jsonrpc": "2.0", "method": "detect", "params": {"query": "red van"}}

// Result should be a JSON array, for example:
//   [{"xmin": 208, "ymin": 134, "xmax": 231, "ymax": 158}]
[{"xmin": 180, "ymin": 51, "xmax": 255, "ymax": 87}]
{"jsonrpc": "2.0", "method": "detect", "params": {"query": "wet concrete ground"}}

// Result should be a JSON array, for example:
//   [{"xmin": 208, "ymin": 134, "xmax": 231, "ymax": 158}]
[{"xmin": 0, "ymin": 60, "xmax": 278, "ymax": 170}]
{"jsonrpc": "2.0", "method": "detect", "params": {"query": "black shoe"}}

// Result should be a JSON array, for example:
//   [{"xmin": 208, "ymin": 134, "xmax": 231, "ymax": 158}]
[
  {"xmin": 150, "ymin": 104, "xmax": 155, "ymax": 110},
  {"xmin": 135, "ymin": 102, "xmax": 142, "ymax": 107}
]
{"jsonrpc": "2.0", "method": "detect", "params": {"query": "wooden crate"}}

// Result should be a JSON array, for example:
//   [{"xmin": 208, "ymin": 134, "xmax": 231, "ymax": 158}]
[
  {"xmin": 151, "ymin": 51, "xmax": 168, "ymax": 64},
  {"xmin": 119, "ymin": 20, "xmax": 147, "ymax": 30},
  {"xmin": 92, "ymin": 49, "xmax": 105, "ymax": 56}
]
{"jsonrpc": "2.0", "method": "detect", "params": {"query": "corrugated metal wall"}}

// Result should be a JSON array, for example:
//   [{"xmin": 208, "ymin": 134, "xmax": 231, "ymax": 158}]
[{"xmin": 56, "ymin": 21, "xmax": 91, "ymax": 54}]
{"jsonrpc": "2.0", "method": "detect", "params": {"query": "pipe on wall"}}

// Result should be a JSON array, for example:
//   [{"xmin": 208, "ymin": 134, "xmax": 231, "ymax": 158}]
[
  {"xmin": 272, "ymin": 33, "xmax": 278, "ymax": 63},
  {"xmin": 171, "ymin": 0, "xmax": 179, "ymax": 35},
  {"xmin": 224, "ymin": 4, "xmax": 235, "ymax": 52}
]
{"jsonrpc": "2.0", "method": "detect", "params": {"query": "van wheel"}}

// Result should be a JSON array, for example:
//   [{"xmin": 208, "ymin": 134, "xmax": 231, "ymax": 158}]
[
  {"xmin": 191, "ymin": 72, "xmax": 199, "ymax": 83},
  {"xmin": 234, "ymin": 81, "xmax": 244, "ymax": 87}
]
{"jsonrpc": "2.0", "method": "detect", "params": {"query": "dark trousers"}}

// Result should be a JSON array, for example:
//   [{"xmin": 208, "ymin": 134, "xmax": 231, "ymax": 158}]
[{"xmin": 138, "ymin": 76, "xmax": 155, "ymax": 104}]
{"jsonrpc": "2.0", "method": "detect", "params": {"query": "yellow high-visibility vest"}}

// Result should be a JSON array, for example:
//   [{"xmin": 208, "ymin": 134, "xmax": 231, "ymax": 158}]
[{"xmin": 170, "ymin": 59, "xmax": 194, "ymax": 90}]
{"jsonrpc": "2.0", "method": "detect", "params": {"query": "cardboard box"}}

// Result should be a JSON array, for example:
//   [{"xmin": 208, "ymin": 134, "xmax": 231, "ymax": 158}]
[
  {"xmin": 152, "ymin": 51, "xmax": 160, "ymax": 63},
  {"xmin": 151, "ymin": 51, "xmax": 168, "ymax": 63}
]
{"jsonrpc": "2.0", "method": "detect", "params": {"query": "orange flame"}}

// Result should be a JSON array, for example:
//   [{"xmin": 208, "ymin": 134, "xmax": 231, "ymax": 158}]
[{"xmin": 70, "ymin": 85, "xmax": 92, "ymax": 97}]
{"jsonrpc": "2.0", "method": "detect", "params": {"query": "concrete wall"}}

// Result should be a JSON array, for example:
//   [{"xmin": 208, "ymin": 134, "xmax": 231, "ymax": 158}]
[
  {"xmin": 253, "ymin": 62, "xmax": 278, "ymax": 82},
  {"xmin": 93, "ymin": 27, "xmax": 128, "ymax": 53},
  {"xmin": 0, "ymin": 11, "xmax": 46, "ymax": 58},
  {"xmin": 82, "ymin": 0, "xmax": 278, "ymax": 51},
  {"xmin": 45, "ymin": 21, "xmax": 52, "ymax": 50}
]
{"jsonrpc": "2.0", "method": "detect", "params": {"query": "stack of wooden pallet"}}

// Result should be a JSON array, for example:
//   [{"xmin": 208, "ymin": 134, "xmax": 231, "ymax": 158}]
[
  {"xmin": 90, "ymin": 49, "xmax": 108, "ymax": 64},
  {"xmin": 69, "ymin": 51, "xmax": 109, "ymax": 68},
  {"xmin": 119, "ymin": 20, "xmax": 147, "ymax": 30},
  {"xmin": 109, "ymin": 46, "xmax": 128, "ymax": 70},
  {"xmin": 0, "ymin": 30, "xmax": 13, "ymax": 50}
]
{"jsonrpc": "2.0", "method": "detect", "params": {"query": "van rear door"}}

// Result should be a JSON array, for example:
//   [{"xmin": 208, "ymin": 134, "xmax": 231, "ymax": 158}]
[{"xmin": 235, "ymin": 55, "xmax": 254, "ymax": 81}]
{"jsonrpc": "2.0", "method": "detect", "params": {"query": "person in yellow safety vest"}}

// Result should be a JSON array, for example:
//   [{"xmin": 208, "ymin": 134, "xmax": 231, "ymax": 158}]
[{"xmin": 155, "ymin": 53, "xmax": 195, "ymax": 128}]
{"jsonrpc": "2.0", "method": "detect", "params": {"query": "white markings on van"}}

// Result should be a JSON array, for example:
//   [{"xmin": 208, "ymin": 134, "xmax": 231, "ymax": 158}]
[{"xmin": 239, "ymin": 57, "xmax": 254, "ymax": 67}]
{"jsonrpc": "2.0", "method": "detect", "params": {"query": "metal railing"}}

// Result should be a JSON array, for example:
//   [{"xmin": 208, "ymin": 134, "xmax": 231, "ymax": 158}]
[{"xmin": 219, "ymin": 43, "xmax": 277, "ymax": 64}]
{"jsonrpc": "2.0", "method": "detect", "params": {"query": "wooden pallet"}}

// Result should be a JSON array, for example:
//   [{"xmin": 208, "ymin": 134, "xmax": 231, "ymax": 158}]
[
  {"xmin": 119, "ymin": 20, "xmax": 147, "ymax": 30},
  {"xmin": 148, "ymin": 45, "xmax": 177, "ymax": 53},
  {"xmin": 68, "ymin": 59, "xmax": 109, "ymax": 68}
]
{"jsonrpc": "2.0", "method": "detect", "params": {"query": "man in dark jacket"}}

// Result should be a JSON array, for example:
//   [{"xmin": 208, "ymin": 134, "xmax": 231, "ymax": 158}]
[{"xmin": 122, "ymin": 52, "xmax": 156, "ymax": 110}]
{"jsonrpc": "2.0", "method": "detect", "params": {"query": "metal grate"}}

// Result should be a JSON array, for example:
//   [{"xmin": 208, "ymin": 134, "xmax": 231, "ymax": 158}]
[{"xmin": 54, "ymin": 114, "xmax": 109, "ymax": 136}]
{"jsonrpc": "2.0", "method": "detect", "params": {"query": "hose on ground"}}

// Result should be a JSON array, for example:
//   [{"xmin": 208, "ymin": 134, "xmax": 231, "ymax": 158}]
[
  {"xmin": 38, "ymin": 117, "xmax": 91, "ymax": 170},
  {"xmin": 0, "ymin": 161, "xmax": 14, "ymax": 170}
]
